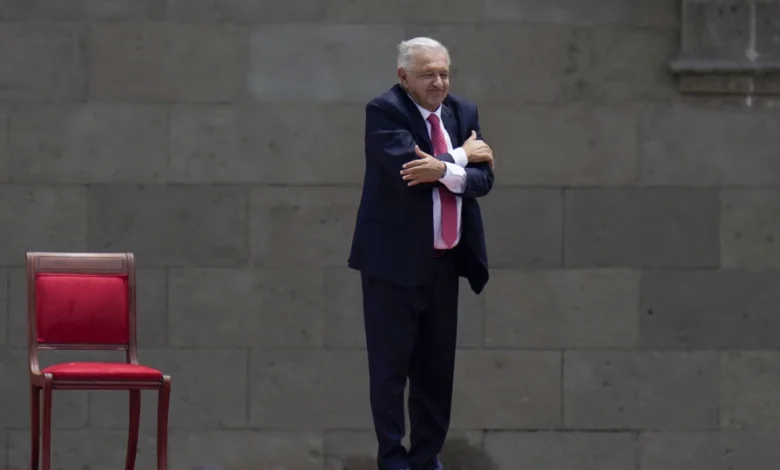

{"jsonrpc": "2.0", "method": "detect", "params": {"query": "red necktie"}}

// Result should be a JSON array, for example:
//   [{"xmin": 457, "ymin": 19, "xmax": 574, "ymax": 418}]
[{"xmin": 427, "ymin": 114, "xmax": 457, "ymax": 248}]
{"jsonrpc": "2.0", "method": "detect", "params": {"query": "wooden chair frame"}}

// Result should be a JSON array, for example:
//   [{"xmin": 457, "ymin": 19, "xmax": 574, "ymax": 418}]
[{"xmin": 26, "ymin": 252, "xmax": 171, "ymax": 470}]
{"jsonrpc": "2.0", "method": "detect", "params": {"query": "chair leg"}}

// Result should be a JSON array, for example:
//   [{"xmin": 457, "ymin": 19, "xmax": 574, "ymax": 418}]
[
  {"xmin": 41, "ymin": 382, "xmax": 53, "ymax": 470},
  {"xmin": 30, "ymin": 385, "xmax": 40, "ymax": 470},
  {"xmin": 125, "ymin": 390, "xmax": 141, "ymax": 470},
  {"xmin": 156, "ymin": 377, "xmax": 171, "ymax": 470}
]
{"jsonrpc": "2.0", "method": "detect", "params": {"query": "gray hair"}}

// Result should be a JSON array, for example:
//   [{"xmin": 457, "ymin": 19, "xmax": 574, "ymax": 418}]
[{"xmin": 397, "ymin": 37, "xmax": 450, "ymax": 71}]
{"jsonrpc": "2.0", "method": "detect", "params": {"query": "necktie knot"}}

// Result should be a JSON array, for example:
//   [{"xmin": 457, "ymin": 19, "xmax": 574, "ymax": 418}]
[{"xmin": 427, "ymin": 114, "xmax": 440, "ymax": 126}]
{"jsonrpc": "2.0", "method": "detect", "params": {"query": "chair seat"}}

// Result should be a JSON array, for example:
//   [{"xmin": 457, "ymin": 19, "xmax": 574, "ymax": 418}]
[{"xmin": 42, "ymin": 362, "xmax": 163, "ymax": 381}]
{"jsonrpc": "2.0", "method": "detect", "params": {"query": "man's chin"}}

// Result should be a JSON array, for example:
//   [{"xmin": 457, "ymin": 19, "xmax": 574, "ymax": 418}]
[{"xmin": 426, "ymin": 95, "xmax": 445, "ymax": 107}]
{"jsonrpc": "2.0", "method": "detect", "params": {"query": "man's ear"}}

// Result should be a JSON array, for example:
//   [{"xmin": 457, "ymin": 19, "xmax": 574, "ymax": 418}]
[{"xmin": 397, "ymin": 68, "xmax": 408, "ymax": 88}]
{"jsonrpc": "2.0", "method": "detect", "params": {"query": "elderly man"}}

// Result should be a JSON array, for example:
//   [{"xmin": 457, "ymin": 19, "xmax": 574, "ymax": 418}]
[{"xmin": 348, "ymin": 37, "xmax": 494, "ymax": 470}]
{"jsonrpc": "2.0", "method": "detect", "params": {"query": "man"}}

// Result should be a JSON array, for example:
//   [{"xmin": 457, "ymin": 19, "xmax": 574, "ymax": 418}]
[{"xmin": 348, "ymin": 37, "xmax": 494, "ymax": 470}]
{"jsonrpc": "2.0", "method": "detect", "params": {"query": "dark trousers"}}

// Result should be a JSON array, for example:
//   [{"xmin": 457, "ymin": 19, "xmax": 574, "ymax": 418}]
[{"xmin": 361, "ymin": 252, "xmax": 460, "ymax": 470}]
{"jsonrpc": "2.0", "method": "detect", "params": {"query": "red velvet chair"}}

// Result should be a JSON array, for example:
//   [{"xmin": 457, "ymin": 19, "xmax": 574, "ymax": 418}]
[{"xmin": 26, "ymin": 252, "xmax": 171, "ymax": 470}]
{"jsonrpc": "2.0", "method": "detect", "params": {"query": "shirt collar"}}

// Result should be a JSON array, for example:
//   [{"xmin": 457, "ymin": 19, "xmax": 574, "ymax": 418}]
[{"xmin": 407, "ymin": 93, "xmax": 442, "ymax": 122}]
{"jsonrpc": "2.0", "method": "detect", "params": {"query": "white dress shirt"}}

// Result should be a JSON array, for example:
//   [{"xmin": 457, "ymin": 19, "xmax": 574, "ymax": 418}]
[{"xmin": 410, "ymin": 100, "xmax": 468, "ymax": 249}]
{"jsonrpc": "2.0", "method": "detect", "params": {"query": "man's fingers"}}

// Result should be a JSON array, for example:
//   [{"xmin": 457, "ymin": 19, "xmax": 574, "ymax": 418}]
[
  {"xmin": 467, "ymin": 130, "xmax": 477, "ymax": 141},
  {"xmin": 401, "ymin": 161, "xmax": 427, "ymax": 176},
  {"xmin": 407, "ymin": 174, "xmax": 436, "ymax": 186},
  {"xmin": 414, "ymin": 145, "xmax": 430, "ymax": 159},
  {"xmin": 401, "ymin": 166, "xmax": 427, "ymax": 179},
  {"xmin": 401, "ymin": 165, "xmax": 426, "ymax": 178}
]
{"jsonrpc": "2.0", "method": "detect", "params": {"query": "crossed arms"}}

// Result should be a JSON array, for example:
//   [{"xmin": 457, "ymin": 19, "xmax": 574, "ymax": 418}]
[{"xmin": 364, "ymin": 102, "xmax": 495, "ymax": 199}]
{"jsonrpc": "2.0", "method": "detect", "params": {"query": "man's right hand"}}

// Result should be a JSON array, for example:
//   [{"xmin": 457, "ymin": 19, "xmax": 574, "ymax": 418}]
[{"xmin": 462, "ymin": 130, "xmax": 494, "ymax": 168}]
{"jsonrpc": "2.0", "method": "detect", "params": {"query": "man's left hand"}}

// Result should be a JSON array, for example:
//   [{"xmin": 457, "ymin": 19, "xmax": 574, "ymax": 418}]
[{"xmin": 400, "ymin": 146, "xmax": 446, "ymax": 186}]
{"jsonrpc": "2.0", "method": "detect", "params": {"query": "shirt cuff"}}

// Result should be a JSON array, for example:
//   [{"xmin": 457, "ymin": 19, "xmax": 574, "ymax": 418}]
[
  {"xmin": 438, "ymin": 162, "xmax": 467, "ymax": 194},
  {"xmin": 451, "ymin": 147, "xmax": 468, "ymax": 167}
]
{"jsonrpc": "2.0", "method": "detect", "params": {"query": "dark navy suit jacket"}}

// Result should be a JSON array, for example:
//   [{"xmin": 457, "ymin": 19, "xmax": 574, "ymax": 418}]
[{"xmin": 348, "ymin": 84, "xmax": 494, "ymax": 294}]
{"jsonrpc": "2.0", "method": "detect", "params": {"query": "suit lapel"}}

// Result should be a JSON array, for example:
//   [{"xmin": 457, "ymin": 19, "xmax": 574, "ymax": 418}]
[
  {"xmin": 410, "ymin": 108, "xmax": 432, "ymax": 151},
  {"xmin": 441, "ymin": 104, "xmax": 459, "ymax": 146},
  {"xmin": 395, "ymin": 86, "xmax": 433, "ymax": 152},
  {"xmin": 393, "ymin": 85, "xmax": 461, "ymax": 153}
]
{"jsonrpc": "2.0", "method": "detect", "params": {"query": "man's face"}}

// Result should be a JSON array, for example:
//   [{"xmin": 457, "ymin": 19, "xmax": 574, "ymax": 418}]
[{"xmin": 398, "ymin": 49, "xmax": 450, "ymax": 112}]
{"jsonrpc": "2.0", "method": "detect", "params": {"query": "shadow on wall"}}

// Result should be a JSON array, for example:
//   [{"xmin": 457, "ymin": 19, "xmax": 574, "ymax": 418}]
[{"xmin": 339, "ymin": 437, "xmax": 498, "ymax": 470}]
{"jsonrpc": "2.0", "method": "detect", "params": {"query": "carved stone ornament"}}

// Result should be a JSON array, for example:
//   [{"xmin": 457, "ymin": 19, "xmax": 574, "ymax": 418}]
[{"xmin": 670, "ymin": 0, "xmax": 780, "ymax": 96}]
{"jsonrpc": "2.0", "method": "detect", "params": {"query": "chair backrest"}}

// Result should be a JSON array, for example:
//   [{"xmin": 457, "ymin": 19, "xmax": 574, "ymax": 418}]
[{"xmin": 26, "ymin": 252, "xmax": 137, "ymax": 352}]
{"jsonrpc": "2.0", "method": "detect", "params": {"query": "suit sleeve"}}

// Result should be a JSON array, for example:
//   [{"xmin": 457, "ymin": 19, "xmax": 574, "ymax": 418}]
[
  {"xmin": 455, "ymin": 106, "xmax": 494, "ymax": 199},
  {"xmin": 364, "ymin": 102, "xmax": 454, "ymax": 192}
]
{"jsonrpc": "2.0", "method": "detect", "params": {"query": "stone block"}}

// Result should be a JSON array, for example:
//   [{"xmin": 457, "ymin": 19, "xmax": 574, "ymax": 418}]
[
  {"xmin": 326, "ymin": 0, "xmax": 481, "ymax": 22},
  {"xmin": 169, "ymin": 104, "xmax": 365, "ymax": 185},
  {"xmin": 0, "ymin": 106, "xmax": 8, "ymax": 183},
  {"xmin": 721, "ymin": 351, "xmax": 780, "ymax": 429},
  {"xmin": 409, "ymin": 24, "xmax": 676, "ymax": 105},
  {"xmin": 7, "ymin": 428, "xmax": 157, "ymax": 470},
  {"xmin": 0, "ymin": 185, "xmax": 87, "ymax": 267},
  {"xmin": 483, "ymin": 0, "xmax": 678, "ymax": 26},
  {"xmin": 2, "ymin": 271, "xmax": 21, "ymax": 346},
  {"xmin": 756, "ymin": 1, "xmax": 780, "ymax": 61},
  {"xmin": 721, "ymin": 190, "xmax": 780, "ymax": 268},
  {"xmin": 168, "ymin": 430, "xmax": 323, "ymax": 470},
  {"xmin": 456, "ymin": 277, "xmax": 486, "ymax": 349},
  {"xmin": 674, "ymin": 0, "xmax": 780, "ymax": 72},
  {"xmin": 0, "ymin": 428, "xmax": 5, "ymax": 469},
  {"xmin": 481, "ymin": 189, "xmax": 563, "ymax": 268},
  {"xmin": 323, "ymin": 268, "xmax": 364, "ymax": 349},
  {"xmin": 479, "ymin": 105, "xmax": 639, "ymax": 186},
  {"xmin": 440, "ymin": 432, "xmax": 489, "ymax": 470},
  {"xmin": 676, "ymin": 74, "xmax": 780, "ymax": 96},
  {"xmin": 7, "ymin": 428, "xmax": 324, "ymax": 470},
  {"xmin": 484, "ymin": 431, "xmax": 637, "ymax": 470},
  {"xmin": 451, "ymin": 351, "xmax": 561, "ymax": 429},
  {"xmin": 639, "ymin": 103, "xmax": 780, "ymax": 185},
  {"xmin": 87, "ymin": 185, "xmax": 249, "ymax": 267},
  {"xmin": 89, "ymin": 23, "xmax": 245, "ymax": 102},
  {"xmin": 0, "ymin": 0, "xmax": 165, "ymax": 19},
  {"xmin": 135, "ymin": 269, "xmax": 168, "ymax": 348},
  {"xmin": 640, "ymin": 270, "xmax": 780, "ymax": 349},
  {"xmin": 0, "ymin": 348, "xmax": 90, "ymax": 429},
  {"xmin": 562, "ymin": 27, "xmax": 678, "ymax": 104},
  {"xmin": 0, "ymin": 23, "xmax": 86, "ymax": 101},
  {"xmin": 563, "ymin": 351, "xmax": 719, "ymax": 429},
  {"xmin": 681, "ymin": 0, "xmax": 750, "ymax": 60},
  {"xmin": 324, "ymin": 430, "xmax": 378, "ymax": 470},
  {"xmin": 324, "ymin": 268, "xmax": 483, "ymax": 349},
  {"xmin": 168, "ymin": 0, "xmax": 324, "ymax": 21},
  {"xmin": 0, "ymin": 271, "xmax": 6, "ymax": 347},
  {"xmin": 247, "ymin": 24, "xmax": 405, "ymax": 103},
  {"xmin": 324, "ymin": 430, "xmax": 486, "ymax": 470},
  {"xmin": 7, "ymin": 268, "xmax": 167, "ymax": 348},
  {"xmin": 88, "ymin": 389, "xmax": 158, "ymax": 434},
  {"xmin": 250, "ymin": 187, "xmax": 361, "ymax": 267},
  {"xmin": 168, "ymin": 268, "xmax": 324, "ymax": 348},
  {"xmin": 640, "ymin": 431, "xmax": 780, "ymax": 470},
  {"xmin": 564, "ymin": 188, "xmax": 720, "ymax": 268},
  {"xmin": 484, "ymin": 269, "xmax": 640, "ymax": 349},
  {"xmin": 89, "ymin": 349, "xmax": 248, "ymax": 429},
  {"xmin": 250, "ymin": 349, "xmax": 372, "ymax": 428},
  {"xmin": 9, "ymin": 104, "xmax": 168, "ymax": 184},
  {"xmin": 404, "ymin": 24, "xmax": 576, "ymax": 105}
]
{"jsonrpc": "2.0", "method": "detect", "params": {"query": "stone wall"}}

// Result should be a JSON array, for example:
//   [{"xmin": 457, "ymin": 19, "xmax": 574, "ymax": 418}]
[{"xmin": 1, "ymin": 0, "xmax": 780, "ymax": 469}]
